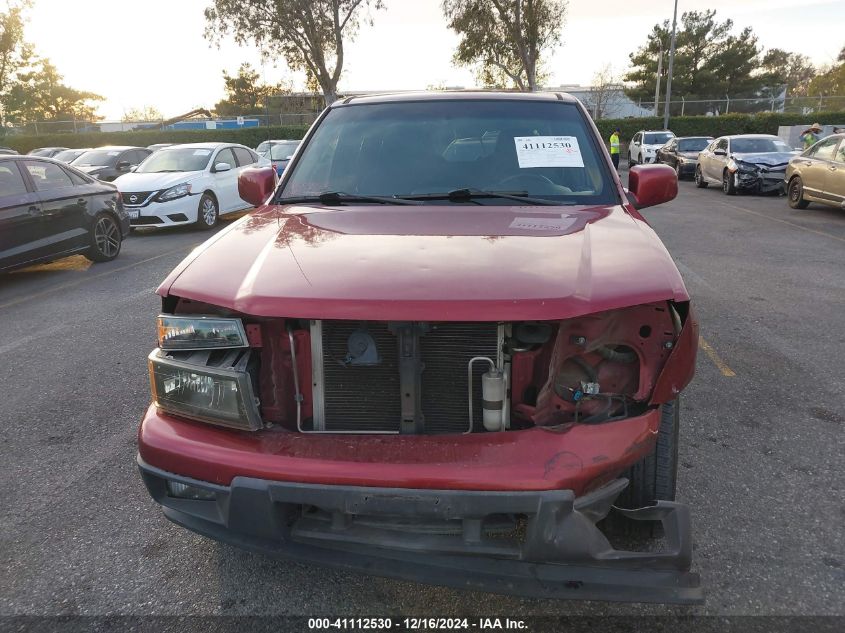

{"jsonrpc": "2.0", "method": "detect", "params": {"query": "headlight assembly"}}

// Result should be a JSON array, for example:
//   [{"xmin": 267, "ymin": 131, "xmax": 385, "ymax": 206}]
[
  {"xmin": 157, "ymin": 315, "xmax": 248, "ymax": 351},
  {"xmin": 158, "ymin": 182, "xmax": 192, "ymax": 201},
  {"xmin": 148, "ymin": 348, "xmax": 262, "ymax": 431}
]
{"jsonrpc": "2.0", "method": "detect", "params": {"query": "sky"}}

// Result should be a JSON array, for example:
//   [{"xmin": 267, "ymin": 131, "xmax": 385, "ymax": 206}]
[{"xmin": 24, "ymin": 0, "xmax": 845, "ymax": 120}]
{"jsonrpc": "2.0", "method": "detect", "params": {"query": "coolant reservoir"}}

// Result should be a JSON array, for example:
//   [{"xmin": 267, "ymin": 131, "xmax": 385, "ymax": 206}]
[{"xmin": 481, "ymin": 369, "xmax": 505, "ymax": 432}]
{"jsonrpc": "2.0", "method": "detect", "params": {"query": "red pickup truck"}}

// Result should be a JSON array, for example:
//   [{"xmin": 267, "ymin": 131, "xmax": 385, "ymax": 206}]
[{"xmin": 138, "ymin": 92, "xmax": 701, "ymax": 603}]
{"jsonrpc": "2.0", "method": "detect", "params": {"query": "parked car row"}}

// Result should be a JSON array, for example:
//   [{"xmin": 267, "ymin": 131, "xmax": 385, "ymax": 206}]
[
  {"xmin": 0, "ymin": 154, "xmax": 130, "ymax": 272},
  {"xmin": 640, "ymin": 127, "xmax": 845, "ymax": 211},
  {"xmin": 0, "ymin": 138, "xmax": 276, "ymax": 273}
]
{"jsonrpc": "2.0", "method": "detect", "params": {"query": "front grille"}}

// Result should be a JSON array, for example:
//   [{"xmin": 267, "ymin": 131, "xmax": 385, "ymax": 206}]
[
  {"xmin": 122, "ymin": 191, "xmax": 154, "ymax": 206},
  {"xmin": 131, "ymin": 215, "xmax": 163, "ymax": 225},
  {"xmin": 310, "ymin": 321, "xmax": 501, "ymax": 434}
]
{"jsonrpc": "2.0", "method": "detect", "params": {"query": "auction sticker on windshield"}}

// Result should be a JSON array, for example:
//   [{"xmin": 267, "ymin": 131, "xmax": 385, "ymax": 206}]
[{"xmin": 514, "ymin": 136, "xmax": 584, "ymax": 168}]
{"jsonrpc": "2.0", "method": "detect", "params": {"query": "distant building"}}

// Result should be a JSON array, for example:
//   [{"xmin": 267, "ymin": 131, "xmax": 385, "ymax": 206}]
[{"xmin": 541, "ymin": 85, "xmax": 653, "ymax": 119}]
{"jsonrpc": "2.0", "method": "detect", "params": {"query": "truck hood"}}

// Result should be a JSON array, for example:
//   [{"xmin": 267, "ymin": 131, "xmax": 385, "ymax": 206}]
[
  {"xmin": 113, "ymin": 170, "xmax": 203, "ymax": 190},
  {"xmin": 158, "ymin": 204, "xmax": 689, "ymax": 321}
]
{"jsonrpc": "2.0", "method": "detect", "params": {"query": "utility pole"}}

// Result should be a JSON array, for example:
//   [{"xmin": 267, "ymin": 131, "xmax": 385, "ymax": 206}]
[
  {"xmin": 653, "ymin": 39, "xmax": 663, "ymax": 117},
  {"xmin": 662, "ymin": 0, "xmax": 679, "ymax": 130}
]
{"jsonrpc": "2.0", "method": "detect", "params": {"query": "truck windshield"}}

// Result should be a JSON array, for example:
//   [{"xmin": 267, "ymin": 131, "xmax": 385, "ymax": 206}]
[{"xmin": 281, "ymin": 99, "xmax": 616, "ymax": 205}]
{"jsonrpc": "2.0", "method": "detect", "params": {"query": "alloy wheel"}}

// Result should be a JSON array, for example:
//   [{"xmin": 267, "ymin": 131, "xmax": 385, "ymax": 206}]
[
  {"xmin": 94, "ymin": 216, "xmax": 120, "ymax": 258},
  {"xmin": 202, "ymin": 197, "xmax": 217, "ymax": 226}
]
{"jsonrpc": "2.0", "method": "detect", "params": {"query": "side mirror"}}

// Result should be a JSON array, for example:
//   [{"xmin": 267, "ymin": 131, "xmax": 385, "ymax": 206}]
[
  {"xmin": 214, "ymin": 162, "xmax": 232, "ymax": 173},
  {"xmin": 238, "ymin": 166, "xmax": 276, "ymax": 207},
  {"xmin": 129, "ymin": 165, "xmax": 138, "ymax": 172},
  {"xmin": 627, "ymin": 164, "xmax": 677, "ymax": 209},
  {"xmin": 116, "ymin": 160, "xmax": 130, "ymax": 170},
  {"xmin": 714, "ymin": 149, "xmax": 727, "ymax": 156}
]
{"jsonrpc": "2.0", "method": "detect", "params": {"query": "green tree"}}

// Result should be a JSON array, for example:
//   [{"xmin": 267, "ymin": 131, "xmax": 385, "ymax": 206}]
[
  {"xmin": 442, "ymin": 0, "xmax": 567, "ymax": 91},
  {"xmin": 0, "ymin": 0, "xmax": 34, "ymax": 125},
  {"xmin": 6, "ymin": 59, "xmax": 103, "ymax": 123},
  {"xmin": 214, "ymin": 63, "xmax": 290, "ymax": 116},
  {"xmin": 624, "ymin": 10, "xmax": 766, "ymax": 103},
  {"xmin": 122, "ymin": 105, "xmax": 163, "ymax": 122},
  {"xmin": 204, "ymin": 0, "xmax": 383, "ymax": 107},
  {"xmin": 757, "ymin": 48, "xmax": 816, "ymax": 97},
  {"xmin": 808, "ymin": 57, "xmax": 845, "ymax": 97}
]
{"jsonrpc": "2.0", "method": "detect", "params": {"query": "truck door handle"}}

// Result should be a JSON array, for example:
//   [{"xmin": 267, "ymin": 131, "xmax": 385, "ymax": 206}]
[
  {"xmin": 28, "ymin": 205, "xmax": 40, "ymax": 216},
  {"xmin": 829, "ymin": 165, "xmax": 837, "ymax": 171},
  {"xmin": 77, "ymin": 197, "xmax": 86, "ymax": 203},
  {"xmin": 803, "ymin": 161, "xmax": 813, "ymax": 166}
]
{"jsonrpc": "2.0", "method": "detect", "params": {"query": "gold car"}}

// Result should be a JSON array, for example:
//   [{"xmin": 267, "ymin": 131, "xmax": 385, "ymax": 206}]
[{"xmin": 785, "ymin": 133, "xmax": 845, "ymax": 210}]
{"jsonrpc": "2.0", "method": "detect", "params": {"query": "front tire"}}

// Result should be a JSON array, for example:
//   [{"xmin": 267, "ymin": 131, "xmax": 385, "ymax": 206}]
[
  {"xmin": 722, "ymin": 169, "xmax": 737, "ymax": 195},
  {"xmin": 694, "ymin": 165, "xmax": 708, "ymax": 188},
  {"xmin": 196, "ymin": 193, "xmax": 219, "ymax": 229},
  {"xmin": 628, "ymin": 152, "xmax": 636, "ymax": 166},
  {"xmin": 612, "ymin": 400, "xmax": 680, "ymax": 536},
  {"xmin": 788, "ymin": 177, "xmax": 810, "ymax": 209},
  {"xmin": 84, "ymin": 213, "xmax": 122, "ymax": 262}
]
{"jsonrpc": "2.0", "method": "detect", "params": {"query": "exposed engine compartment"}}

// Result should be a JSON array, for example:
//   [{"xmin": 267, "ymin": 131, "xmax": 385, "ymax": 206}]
[{"xmin": 167, "ymin": 297, "xmax": 684, "ymax": 435}]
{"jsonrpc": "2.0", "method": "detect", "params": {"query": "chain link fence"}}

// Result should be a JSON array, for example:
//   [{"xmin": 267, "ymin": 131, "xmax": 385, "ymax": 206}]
[
  {"xmin": 630, "ymin": 95, "xmax": 845, "ymax": 118},
  {"xmin": 2, "ymin": 112, "xmax": 322, "ymax": 136},
  {"xmin": 4, "ymin": 94, "xmax": 845, "ymax": 134}
]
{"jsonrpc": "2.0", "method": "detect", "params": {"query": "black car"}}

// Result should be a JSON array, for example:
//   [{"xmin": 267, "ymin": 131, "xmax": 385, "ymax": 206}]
[
  {"xmin": 655, "ymin": 136, "xmax": 713, "ymax": 179},
  {"xmin": 71, "ymin": 146, "xmax": 152, "ymax": 182},
  {"xmin": 0, "ymin": 155, "xmax": 130, "ymax": 272},
  {"xmin": 27, "ymin": 147, "xmax": 70, "ymax": 158}
]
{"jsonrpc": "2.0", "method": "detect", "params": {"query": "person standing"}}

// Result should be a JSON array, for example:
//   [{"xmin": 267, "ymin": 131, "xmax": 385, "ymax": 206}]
[
  {"xmin": 799, "ymin": 123, "xmax": 823, "ymax": 149},
  {"xmin": 609, "ymin": 128, "xmax": 621, "ymax": 170}
]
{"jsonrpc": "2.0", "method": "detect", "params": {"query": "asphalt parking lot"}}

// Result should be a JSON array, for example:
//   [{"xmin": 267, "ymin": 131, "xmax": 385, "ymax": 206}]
[{"xmin": 0, "ymin": 173, "xmax": 843, "ymax": 619}]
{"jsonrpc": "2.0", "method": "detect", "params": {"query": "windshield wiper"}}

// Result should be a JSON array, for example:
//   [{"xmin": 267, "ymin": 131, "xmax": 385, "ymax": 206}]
[
  {"xmin": 401, "ymin": 188, "xmax": 567, "ymax": 206},
  {"xmin": 275, "ymin": 191, "xmax": 421, "ymax": 206}
]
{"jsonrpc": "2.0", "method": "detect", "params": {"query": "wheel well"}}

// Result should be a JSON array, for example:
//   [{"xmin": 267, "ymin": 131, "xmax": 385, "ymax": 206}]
[
  {"xmin": 201, "ymin": 190, "xmax": 218, "ymax": 204},
  {"xmin": 92, "ymin": 209, "xmax": 120, "ymax": 228}
]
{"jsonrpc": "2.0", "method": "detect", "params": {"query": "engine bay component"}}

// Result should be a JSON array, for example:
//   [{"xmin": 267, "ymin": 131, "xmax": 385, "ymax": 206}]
[
  {"xmin": 345, "ymin": 328, "xmax": 381, "ymax": 366},
  {"xmin": 481, "ymin": 368, "xmax": 507, "ymax": 432}
]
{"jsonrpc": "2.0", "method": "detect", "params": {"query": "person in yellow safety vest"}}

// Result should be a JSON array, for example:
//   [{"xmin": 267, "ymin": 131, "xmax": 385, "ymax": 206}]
[{"xmin": 609, "ymin": 128, "xmax": 621, "ymax": 170}]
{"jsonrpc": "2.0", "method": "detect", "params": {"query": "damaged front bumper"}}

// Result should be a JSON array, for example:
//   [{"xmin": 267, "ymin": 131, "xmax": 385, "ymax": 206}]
[
  {"xmin": 138, "ymin": 457, "xmax": 703, "ymax": 604},
  {"xmin": 734, "ymin": 166, "xmax": 787, "ymax": 193}
]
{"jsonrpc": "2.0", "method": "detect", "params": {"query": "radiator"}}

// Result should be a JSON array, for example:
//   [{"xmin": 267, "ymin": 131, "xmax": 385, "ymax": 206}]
[{"xmin": 308, "ymin": 320, "xmax": 503, "ymax": 434}]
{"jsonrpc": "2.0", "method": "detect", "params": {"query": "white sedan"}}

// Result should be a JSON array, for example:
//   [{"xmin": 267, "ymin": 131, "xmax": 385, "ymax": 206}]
[
  {"xmin": 114, "ymin": 142, "xmax": 270, "ymax": 229},
  {"xmin": 628, "ymin": 130, "xmax": 675, "ymax": 165}
]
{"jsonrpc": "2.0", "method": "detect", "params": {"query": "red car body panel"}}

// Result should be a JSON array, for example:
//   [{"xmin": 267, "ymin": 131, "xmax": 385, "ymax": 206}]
[
  {"xmin": 138, "ymin": 404, "xmax": 660, "ymax": 494},
  {"xmin": 156, "ymin": 203, "xmax": 688, "ymax": 321}
]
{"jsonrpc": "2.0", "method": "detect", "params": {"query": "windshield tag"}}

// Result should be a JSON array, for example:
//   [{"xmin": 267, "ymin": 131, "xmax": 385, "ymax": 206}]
[
  {"xmin": 514, "ymin": 136, "xmax": 584, "ymax": 168},
  {"xmin": 509, "ymin": 216, "xmax": 577, "ymax": 231},
  {"xmin": 193, "ymin": 150, "xmax": 212, "ymax": 156}
]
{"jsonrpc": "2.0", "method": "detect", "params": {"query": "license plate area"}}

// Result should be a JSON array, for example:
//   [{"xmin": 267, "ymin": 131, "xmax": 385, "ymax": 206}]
[{"xmin": 128, "ymin": 210, "xmax": 140, "ymax": 219}]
